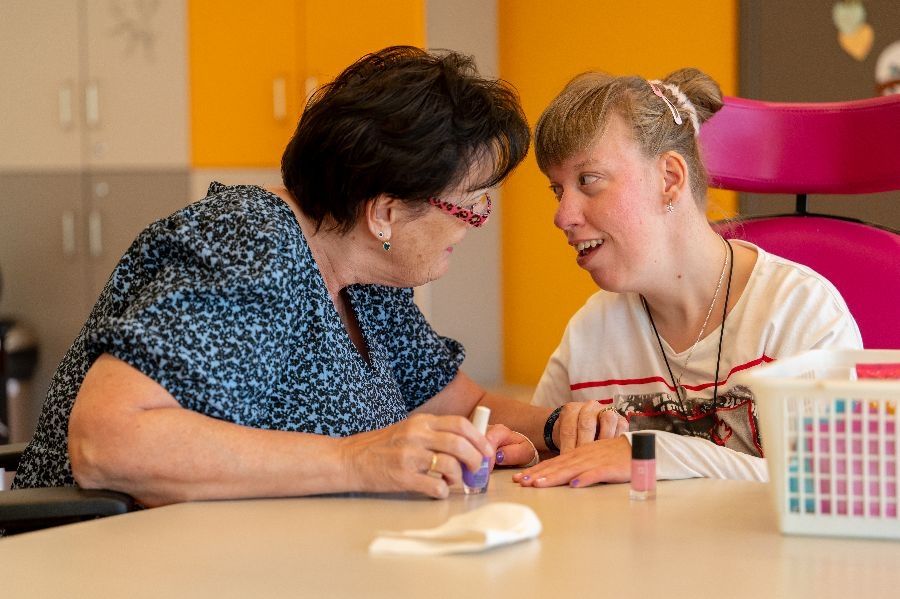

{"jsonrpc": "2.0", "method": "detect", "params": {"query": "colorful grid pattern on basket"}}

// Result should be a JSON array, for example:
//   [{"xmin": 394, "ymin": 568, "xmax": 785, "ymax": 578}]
[{"xmin": 788, "ymin": 397, "xmax": 897, "ymax": 518}]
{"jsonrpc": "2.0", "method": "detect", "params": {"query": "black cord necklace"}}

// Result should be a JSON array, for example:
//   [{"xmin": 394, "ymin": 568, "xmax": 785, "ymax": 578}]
[{"xmin": 641, "ymin": 238, "xmax": 734, "ymax": 409}]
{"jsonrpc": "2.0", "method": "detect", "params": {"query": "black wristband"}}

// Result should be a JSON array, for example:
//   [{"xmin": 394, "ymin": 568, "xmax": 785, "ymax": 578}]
[{"xmin": 543, "ymin": 406, "xmax": 563, "ymax": 454}]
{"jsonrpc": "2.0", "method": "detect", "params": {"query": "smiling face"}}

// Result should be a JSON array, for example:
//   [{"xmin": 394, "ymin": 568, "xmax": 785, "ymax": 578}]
[{"xmin": 545, "ymin": 114, "xmax": 667, "ymax": 293}]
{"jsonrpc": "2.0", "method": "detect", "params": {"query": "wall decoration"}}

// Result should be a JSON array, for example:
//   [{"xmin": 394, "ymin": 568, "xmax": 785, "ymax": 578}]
[
  {"xmin": 875, "ymin": 40, "xmax": 900, "ymax": 95},
  {"xmin": 832, "ymin": 1, "xmax": 874, "ymax": 61},
  {"xmin": 109, "ymin": 0, "xmax": 160, "ymax": 61}
]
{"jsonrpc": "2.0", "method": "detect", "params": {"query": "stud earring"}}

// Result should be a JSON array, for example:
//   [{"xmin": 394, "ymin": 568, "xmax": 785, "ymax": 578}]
[
  {"xmin": 666, "ymin": 201, "xmax": 674, "ymax": 213},
  {"xmin": 382, "ymin": 241, "xmax": 391, "ymax": 251},
  {"xmin": 377, "ymin": 231, "xmax": 384, "ymax": 238}
]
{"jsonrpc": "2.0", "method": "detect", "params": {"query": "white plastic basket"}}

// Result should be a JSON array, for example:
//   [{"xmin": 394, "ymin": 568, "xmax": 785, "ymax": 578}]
[{"xmin": 737, "ymin": 349, "xmax": 900, "ymax": 540}]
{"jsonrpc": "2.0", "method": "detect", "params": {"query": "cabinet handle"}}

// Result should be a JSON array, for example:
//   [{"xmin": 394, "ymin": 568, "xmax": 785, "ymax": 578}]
[
  {"xmin": 61, "ymin": 211, "xmax": 76, "ymax": 256},
  {"xmin": 304, "ymin": 76, "xmax": 319, "ymax": 102},
  {"xmin": 88, "ymin": 210, "xmax": 103, "ymax": 257},
  {"xmin": 58, "ymin": 83, "xmax": 74, "ymax": 129},
  {"xmin": 272, "ymin": 77, "xmax": 287, "ymax": 121},
  {"xmin": 85, "ymin": 81, "xmax": 100, "ymax": 128}
]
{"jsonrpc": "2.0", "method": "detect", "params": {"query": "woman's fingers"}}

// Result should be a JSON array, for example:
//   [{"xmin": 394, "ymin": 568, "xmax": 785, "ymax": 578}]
[
  {"xmin": 557, "ymin": 401, "xmax": 628, "ymax": 452},
  {"xmin": 512, "ymin": 437, "xmax": 631, "ymax": 488},
  {"xmin": 576, "ymin": 401, "xmax": 604, "ymax": 448},
  {"xmin": 614, "ymin": 415, "xmax": 629, "ymax": 437},
  {"xmin": 558, "ymin": 401, "xmax": 601, "ymax": 453},
  {"xmin": 389, "ymin": 414, "xmax": 490, "ymax": 486},
  {"xmin": 596, "ymin": 409, "xmax": 625, "ymax": 439},
  {"xmin": 428, "ymin": 430, "xmax": 485, "ymax": 473},
  {"xmin": 486, "ymin": 424, "xmax": 537, "ymax": 467},
  {"xmin": 424, "ymin": 414, "xmax": 493, "ymax": 461},
  {"xmin": 420, "ymin": 450, "xmax": 463, "ymax": 487},
  {"xmin": 343, "ymin": 413, "xmax": 493, "ymax": 498},
  {"xmin": 409, "ymin": 467, "xmax": 452, "ymax": 499}
]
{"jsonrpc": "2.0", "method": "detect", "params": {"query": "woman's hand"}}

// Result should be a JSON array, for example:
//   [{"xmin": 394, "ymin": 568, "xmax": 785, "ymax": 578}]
[
  {"xmin": 555, "ymin": 401, "xmax": 629, "ymax": 453},
  {"xmin": 486, "ymin": 424, "xmax": 538, "ymax": 468},
  {"xmin": 341, "ymin": 413, "xmax": 493, "ymax": 499},
  {"xmin": 512, "ymin": 436, "xmax": 631, "ymax": 488}
]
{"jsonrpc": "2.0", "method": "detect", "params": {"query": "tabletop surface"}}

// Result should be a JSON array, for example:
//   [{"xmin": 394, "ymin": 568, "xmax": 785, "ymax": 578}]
[{"xmin": 3, "ymin": 473, "xmax": 899, "ymax": 598}]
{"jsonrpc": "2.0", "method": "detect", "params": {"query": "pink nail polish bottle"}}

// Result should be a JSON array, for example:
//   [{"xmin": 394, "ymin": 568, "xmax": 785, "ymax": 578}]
[{"xmin": 630, "ymin": 432, "xmax": 656, "ymax": 501}]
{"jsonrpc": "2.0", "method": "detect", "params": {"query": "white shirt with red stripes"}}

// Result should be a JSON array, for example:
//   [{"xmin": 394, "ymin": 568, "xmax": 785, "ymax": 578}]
[{"xmin": 532, "ymin": 241, "xmax": 862, "ymax": 481}]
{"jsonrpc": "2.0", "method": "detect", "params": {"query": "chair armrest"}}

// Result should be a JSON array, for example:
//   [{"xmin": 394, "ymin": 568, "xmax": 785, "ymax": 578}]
[
  {"xmin": 0, "ymin": 487, "xmax": 138, "ymax": 535},
  {"xmin": 0, "ymin": 442, "xmax": 28, "ymax": 470}
]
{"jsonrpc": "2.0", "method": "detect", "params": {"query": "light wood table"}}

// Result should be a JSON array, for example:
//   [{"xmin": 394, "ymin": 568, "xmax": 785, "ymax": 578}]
[{"xmin": 2, "ymin": 474, "xmax": 898, "ymax": 598}]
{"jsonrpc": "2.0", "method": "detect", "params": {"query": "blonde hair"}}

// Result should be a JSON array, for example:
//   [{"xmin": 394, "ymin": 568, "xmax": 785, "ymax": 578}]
[{"xmin": 534, "ymin": 68, "xmax": 723, "ymax": 202}]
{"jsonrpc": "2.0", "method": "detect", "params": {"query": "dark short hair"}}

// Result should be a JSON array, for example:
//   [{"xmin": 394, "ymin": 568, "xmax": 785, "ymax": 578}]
[{"xmin": 281, "ymin": 46, "xmax": 530, "ymax": 233}]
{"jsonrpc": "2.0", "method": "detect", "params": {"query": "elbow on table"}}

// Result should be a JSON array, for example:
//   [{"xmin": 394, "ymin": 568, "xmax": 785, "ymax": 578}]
[
  {"xmin": 67, "ymin": 412, "xmax": 149, "ymax": 497},
  {"xmin": 68, "ymin": 428, "xmax": 119, "ymax": 491},
  {"xmin": 69, "ymin": 434, "xmax": 185, "ymax": 507}
]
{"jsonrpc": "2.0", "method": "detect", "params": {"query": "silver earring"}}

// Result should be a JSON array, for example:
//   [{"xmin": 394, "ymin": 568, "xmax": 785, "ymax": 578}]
[
  {"xmin": 382, "ymin": 241, "xmax": 391, "ymax": 251},
  {"xmin": 377, "ymin": 231, "xmax": 384, "ymax": 238},
  {"xmin": 666, "ymin": 201, "xmax": 674, "ymax": 213}
]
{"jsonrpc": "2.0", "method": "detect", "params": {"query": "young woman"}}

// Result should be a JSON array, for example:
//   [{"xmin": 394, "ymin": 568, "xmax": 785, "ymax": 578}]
[{"xmin": 515, "ymin": 68, "xmax": 861, "ymax": 488}]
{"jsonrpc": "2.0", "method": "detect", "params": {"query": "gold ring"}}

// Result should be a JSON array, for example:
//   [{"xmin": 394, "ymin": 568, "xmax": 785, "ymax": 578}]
[
  {"xmin": 427, "ymin": 452, "xmax": 439, "ymax": 474},
  {"xmin": 599, "ymin": 406, "xmax": 618, "ymax": 415}
]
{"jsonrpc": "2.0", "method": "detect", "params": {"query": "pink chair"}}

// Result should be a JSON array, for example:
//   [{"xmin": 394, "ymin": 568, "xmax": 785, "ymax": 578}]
[{"xmin": 700, "ymin": 95, "xmax": 900, "ymax": 349}]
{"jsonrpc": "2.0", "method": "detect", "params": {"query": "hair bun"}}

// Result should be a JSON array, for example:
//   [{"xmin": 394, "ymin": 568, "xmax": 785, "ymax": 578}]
[{"xmin": 663, "ymin": 68, "xmax": 724, "ymax": 126}]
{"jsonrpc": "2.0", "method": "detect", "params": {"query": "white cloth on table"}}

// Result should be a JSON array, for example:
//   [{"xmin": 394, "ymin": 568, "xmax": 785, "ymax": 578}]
[{"xmin": 368, "ymin": 502, "xmax": 541, "ymax": 556}]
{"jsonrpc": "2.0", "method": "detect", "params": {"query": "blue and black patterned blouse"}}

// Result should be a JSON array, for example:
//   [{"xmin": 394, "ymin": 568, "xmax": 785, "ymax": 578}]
[{"xmin": 14, "ymin": 183, "xmax": 465, "ymax": 489}]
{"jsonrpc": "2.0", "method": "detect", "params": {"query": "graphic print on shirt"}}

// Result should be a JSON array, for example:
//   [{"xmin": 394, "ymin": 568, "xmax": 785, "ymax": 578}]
[{"xmin": 614, "ymin": 385, "xmax": 762, "ymax": 457}]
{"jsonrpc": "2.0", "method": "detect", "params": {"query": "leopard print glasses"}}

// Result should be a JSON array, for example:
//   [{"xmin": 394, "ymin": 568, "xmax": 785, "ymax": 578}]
[{"xmin": 427, "ymin": 192, "xmax": 492, "ymax": 228}]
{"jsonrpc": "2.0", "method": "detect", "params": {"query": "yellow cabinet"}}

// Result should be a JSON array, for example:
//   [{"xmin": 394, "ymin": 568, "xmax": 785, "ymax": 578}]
[
  {"xmin": 188, "ymin": 0, "xmax": 301, "ymax": 168},
  {"xmin": 303, "ymin": 2, "xmax": 425, "ymax": 92},
  {"xmin": 189, "ymin": 1, "xmax": 425, "ymax": 168}
]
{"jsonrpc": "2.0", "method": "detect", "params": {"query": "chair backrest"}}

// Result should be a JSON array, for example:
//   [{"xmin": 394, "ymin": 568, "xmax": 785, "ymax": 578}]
[
  {"xmin": 716, "ymin": 216, "xmax": 899, "ymax": 349},
  {"xmin": 700, "ymin": 95, "xmax": 900, "ymax": 349},
  {"xmin": 701, "ymin": 95, "xmax": 900, "ymax": 195}
]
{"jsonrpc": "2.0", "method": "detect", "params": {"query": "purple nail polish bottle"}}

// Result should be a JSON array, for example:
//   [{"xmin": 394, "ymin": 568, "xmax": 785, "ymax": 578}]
[{"xmin": 462, "ymin": 406, "xmax": 491, "ymax": 495}]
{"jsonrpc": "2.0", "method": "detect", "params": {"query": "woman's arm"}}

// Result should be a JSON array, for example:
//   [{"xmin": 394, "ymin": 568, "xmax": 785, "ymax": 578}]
[
  {"xmin": 512, "ymin": 430, "xmax": 768, "ymax": 487},
  {"xmin": 69, "ymin": 354, "xmax": 494, "ymax": 506},
  {"xmin": 413, "ymin": 371, "xmax": 554, "ymax": 447},
  {"xmin": 411, "ymin": 371, "xmax": 554, "ymax": 462},
  {"xmin": 415, "ymin": 371, "xmax": 628, "ymax": 461}
]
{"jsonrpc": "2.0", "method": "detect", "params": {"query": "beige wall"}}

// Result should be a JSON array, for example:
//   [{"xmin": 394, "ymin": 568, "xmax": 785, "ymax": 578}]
[{"xmin": 425, "ymin": 0, "xmax": 504, "ymax": 386}]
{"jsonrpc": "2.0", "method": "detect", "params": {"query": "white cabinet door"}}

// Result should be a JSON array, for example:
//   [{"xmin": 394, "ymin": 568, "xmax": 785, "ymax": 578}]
[
  {"xmin": 82, "ymin": 0, "xmax": 189, "ymax": 168},
  {"xmin": 0, "ymin": 1, "xmax": 82, "ymax": 170}
]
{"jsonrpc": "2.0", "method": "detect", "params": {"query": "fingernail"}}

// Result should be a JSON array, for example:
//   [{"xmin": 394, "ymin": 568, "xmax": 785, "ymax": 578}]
[
  {"xmin": 522, "ymin": 475, "xmax": 531, "ymax": 482},
  {"xmin": 495, "ymin": 449, "xmax": 505, "ymax": 464},
  {"xmin": 570, "ymin": 479, "xmax": 580, "ymax": 487}
]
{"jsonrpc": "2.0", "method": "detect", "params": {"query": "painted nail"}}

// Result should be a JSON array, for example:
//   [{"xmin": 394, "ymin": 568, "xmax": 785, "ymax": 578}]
[
  {"xmin": 495, "ymin": 449, "xmax": 505, "ymax": 464},
  {"xmin": 522, "ymin": 475, "xmax": 531, "ymax": 482},
  {"xmin": 570, "ymin": 479, "xmax": 580, "ymax": 487},
  {"xmin": 536, "ymin": 477, "xmax": 547, "ymax": 485}
]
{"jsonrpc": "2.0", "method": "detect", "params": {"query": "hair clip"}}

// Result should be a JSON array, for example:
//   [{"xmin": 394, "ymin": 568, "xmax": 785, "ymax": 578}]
[{"xmin": 648, "ymin": 81, "xmax": 683, "ymax": 125}]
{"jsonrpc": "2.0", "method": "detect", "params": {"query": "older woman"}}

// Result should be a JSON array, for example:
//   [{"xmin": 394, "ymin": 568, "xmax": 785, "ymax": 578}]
[{"xmin": 13, "ymin": 47, "xmax": 536, "ymax": 505}]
